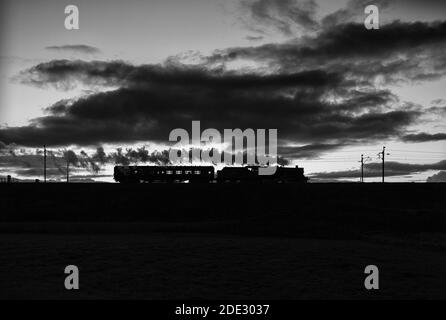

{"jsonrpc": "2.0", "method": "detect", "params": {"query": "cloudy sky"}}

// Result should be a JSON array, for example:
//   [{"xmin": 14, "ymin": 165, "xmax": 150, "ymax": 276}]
[{"xmin": 0, "ymin": 0, "xmax": 446, "ymax": 182}]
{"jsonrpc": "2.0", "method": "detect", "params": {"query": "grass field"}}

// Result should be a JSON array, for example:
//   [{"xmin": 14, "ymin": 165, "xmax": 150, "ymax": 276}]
[
  {"xmin": 0, "ymin": 183, "xmax": 445, "ymax": 299},
  {"xmin": 1, "ymin": 232, "xmax": 445, "ymax": 299}
]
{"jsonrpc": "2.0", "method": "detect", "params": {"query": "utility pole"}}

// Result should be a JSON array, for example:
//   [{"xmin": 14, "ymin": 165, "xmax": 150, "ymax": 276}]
[
  {"xmin": 361, "ymin": 154, "xmax": 364, "ymax": 183},
  {"xmin": 382, "ymin": 146, "xmax": 385, "ymax": 183},
  {"xmin": 359, "ymin": 155, "xmax": 371, "ymax": 183},
  {"xmin": 382, "ymin": 147, "xmax": 385, "ymax": 183},
  {"xmin": 378, "ymin": 146, "xmax": 389, "ymax": 183},
  {"xmin": 43, "ymin": 144, "xmax": 47, "ymax": 183}
]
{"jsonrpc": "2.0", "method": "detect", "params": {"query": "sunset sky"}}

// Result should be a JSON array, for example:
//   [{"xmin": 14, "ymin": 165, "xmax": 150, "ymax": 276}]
[{"xmin": 1, "ymin": 0, "xmax": 446, "ymax": 182}]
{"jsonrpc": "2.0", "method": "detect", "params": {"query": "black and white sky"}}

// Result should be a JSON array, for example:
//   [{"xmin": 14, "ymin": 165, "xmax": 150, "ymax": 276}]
[{"xmin": 0, "ymin": 0, "xmax": 446, "ymax": 182}]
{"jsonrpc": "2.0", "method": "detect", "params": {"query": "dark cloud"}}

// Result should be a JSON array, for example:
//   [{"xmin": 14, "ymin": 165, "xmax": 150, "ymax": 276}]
[
  {"xmin": 241, "ymin": 0, "xmax": 319, "ymax": 35},
  {"xmin": 246, "ymin": 35, "xmax": 264, "ymax": 41},
  {"xmin": 366, "ymin": 160, "xmax": 446, "ymax": 173},
  {"xmin": 431, "ymin": 98, "xmax": 446, "ymax": 105},
  {"xmin": 322, "ymin": 0, "xmax": 446, "ymax": 29},
  {"xmin": 45, "ymin": 45, "xmax": 101, "ymax": 55},
  {"xmin": 208, "ymin": 21, "xmax": 446, "ymax": 84},
  {"xmin": 0, "ymin": 82, "xmax": 419, "ymax": 149},
  {"xmin": 278, "ymin": 143, "xmax": 345, "ymax": 159},
  {"xmin": 321, "ymin": 0, "xmax": 392, "ymax": 28},
  {"xmin": 0, "ymin": 141, "xmax": 18, "ymax": 154},
  {"xmin": 239, "ymin": 0, "xmax": 446, "ymax": 38},
  {"xmin": 426, "ymin": 171, "xmax": 446, "ymax": 182},
  {"xmin": 401, "ymin": 132, "xmax": 446, "ymax": 142},
  {"xmin": 5, "ymin": 47, "xmax": 426, "ymax": 150},
  {"xmin": 311, "ymin": 159, "xmax": 446, "ymax": 180},
  {"xmin": 2, "ymin": 20, "xmax": 445, "ymax": 161},
  {"xmin": 16, "ymin": 59, "xmax": 343, "ymax": 90}
]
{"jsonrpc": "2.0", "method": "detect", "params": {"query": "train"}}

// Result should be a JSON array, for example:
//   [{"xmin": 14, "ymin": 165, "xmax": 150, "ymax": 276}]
[{"xmin": 114, "ymin": 165, "xmax": 308, "ymax": 183}]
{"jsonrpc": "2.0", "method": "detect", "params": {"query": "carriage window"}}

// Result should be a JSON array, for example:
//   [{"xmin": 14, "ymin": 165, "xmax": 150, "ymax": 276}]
[
  {"xmin": 185, "ymin": 170, "xmax": 192, "ymax": 174},
  {"xmin": 166, "ymin": 170, "xmax": 173, "ymax": 175},
  {"xmin": 175, "ymin": 170, "xmax": 182, "ymax": 175},
  {"xmin": 194, "ymin": 170, "xmax": 201, "ymax": 174}
]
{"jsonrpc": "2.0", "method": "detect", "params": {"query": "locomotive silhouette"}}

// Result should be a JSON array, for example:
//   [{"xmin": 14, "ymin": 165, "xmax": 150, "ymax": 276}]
[{"xmin": 114, "ymin": 165, "xmax": 308, "ymax": 183}]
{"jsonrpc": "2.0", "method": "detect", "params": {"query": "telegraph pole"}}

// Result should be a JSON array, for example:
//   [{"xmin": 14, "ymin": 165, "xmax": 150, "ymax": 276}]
[
  {"xmin": 379, "ymin": 146, "xmax": 386, "ymax": 183},
  {"xmin": 360, "ymin": 154, "xmax": 372, "ymax": 183},
  {"xmin": 43, "ymin": 144, "xmax": 47, "ymax": 183},
  {"xmin": 360, "ymin": 154, "xmax": 364, "ymax": 182}
]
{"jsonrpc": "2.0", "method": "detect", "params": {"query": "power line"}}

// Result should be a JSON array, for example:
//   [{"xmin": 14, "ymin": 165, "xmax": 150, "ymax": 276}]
[
  {"xmin": 390, "ymin": 149, "xmax": 446, "ymax": 155},
  {"xmin": 297, "ymin": 160, "xmax": 359, "ymax": 162},
  {"xmin": 387, "ymin": 158, "xmax": 445, "ymax": 161},
  {"xmin": 304, "ymin": 149, "xmax": 446, "ymax": 155},
  {"xmin": 324, "ymin": 150, "xmax": 379, "ymax": 153}
]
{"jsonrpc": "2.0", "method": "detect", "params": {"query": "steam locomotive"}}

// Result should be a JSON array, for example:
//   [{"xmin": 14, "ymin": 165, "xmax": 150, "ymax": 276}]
[{"xmin": 114, "ymin": 165, "xmax": 308, "ymax": 183}]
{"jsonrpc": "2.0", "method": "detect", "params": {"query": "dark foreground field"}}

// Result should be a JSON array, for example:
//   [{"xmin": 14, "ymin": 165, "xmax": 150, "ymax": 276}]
[{"xmin": 0, "ymin": 183, "xmax": 445, "ymax": 299}]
